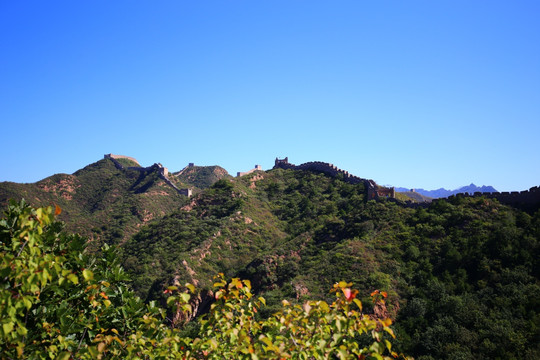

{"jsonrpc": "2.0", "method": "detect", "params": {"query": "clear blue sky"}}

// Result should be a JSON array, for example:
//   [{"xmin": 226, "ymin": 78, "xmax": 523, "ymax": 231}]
[{"xmin": 1, "ymin": 1, "xmax": 539, "ymax": 191}]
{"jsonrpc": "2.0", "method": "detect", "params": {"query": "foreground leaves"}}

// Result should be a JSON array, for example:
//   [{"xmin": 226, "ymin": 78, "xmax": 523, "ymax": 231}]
[{"xmin": 0, "ymin": 201, "xmax": 410, "ymax": 359}]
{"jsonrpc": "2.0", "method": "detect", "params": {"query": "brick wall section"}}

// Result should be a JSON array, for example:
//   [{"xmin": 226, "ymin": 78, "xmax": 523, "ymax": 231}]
[
  {"xmin": 106, "ymin": 156, "xmax": 125, "ymax": 171},
  {"xmin": 275, "ymin": 158, "xmax": 539, "ymax": 208},
  {"xmin": 104, "ymin": 154, "xmax": 140, "ymax": 166},
  {"xmin": 448, "ymin": 186, "xmax": 540, "ymax": 208},
  {"xmin": 104, "ymin": 155, "xmax": 192, "ymax": 197},
  {"xmin": 237, "ymin": 165, "xmax": 263, "ymax": 177},
  {"xmin": 273, "ymin": 158, "xmax": 395, "ymax": 199}
]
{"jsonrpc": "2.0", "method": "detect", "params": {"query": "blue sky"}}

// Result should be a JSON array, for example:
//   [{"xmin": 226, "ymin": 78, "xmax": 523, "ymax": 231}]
[{"xmin": 1, "ymin": 1, "xmax": 539, "ymax": 191}]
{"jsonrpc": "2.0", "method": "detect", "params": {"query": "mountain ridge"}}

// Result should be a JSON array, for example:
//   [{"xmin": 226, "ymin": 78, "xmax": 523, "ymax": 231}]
[
  {"xmin": 396, "ymin": 183, "xmax": 498, "ymax": 198},
  {"xmin": 0, "ymin": 156, "xmax": 231, "ymax": 247},
  {"xmin": 1, "ymin": 155, "xmax": 540, "ymax": 358}
]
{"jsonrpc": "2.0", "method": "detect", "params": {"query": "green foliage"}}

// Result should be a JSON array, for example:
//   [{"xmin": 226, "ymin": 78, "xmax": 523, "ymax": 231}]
[
  {"xmin": 4, "ymin": 161, "xmax": 540, "ymax": 359},
  {"xmin": 174, "ymin": 166, "xmax": 231, "ymax": 189},
  {"xmin": 0, "ymin": 158, "xmax": 188, "ymax": 248},
  {"xmin": 0, "ymin": 202, "xmax": 409, "ymax": 359},
  {"xmin": 189, "ymin": 274, "xmax": 410, "ymax": 359},
  {"xmin": 0, "ymin": 200, "xmax": 176, "ymax": 358},
  {"xmin": 394, "ymin": 197, "xmax": 540, "ymax": 359},
  {"xmin": 123, "ymin": 177, "xmax": 285, "ymax": 298}
]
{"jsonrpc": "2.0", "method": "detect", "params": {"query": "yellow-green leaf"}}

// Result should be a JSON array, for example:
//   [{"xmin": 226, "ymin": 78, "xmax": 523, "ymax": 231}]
[
  {"xmin": 82, "ymin": 269, "xmax": 94, "ymax": 281},
  {"xmin": 67, "ymin": 273, "xmax": 78, "ymax": 284},
  {"xmin": 186, "ymin": 283, "xmax": 196, "ymax": 293},
  {"xmin": 3, "ymin": 322, "xmax": 14, "ymax": 334},
  {"xmin": 180, "ymin": 293, "xmax": 190, "ymax": 303}
]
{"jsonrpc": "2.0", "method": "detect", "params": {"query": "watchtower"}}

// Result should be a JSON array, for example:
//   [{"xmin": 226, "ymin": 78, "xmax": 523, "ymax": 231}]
[{"xmin": 275, "ymin": 157, "xmax": 289, "ymax": 166}]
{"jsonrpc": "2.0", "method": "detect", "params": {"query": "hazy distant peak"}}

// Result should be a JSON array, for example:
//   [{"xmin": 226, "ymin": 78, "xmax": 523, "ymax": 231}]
[{"xmin": 396, "ymin": 184, "xmax": 498, "ymax": 199}]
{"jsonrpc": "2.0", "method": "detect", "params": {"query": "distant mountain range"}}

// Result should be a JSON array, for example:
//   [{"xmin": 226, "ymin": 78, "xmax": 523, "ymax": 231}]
[{"xmin": 395, "ymin": 183, "xmax": 498, "ymax": 199}]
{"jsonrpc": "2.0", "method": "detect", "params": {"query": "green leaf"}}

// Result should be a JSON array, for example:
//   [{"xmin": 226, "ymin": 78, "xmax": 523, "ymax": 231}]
[
  {"xmin": 353, "ymin": 298, "xmax": 362, "ymax": 311},
  {"xmin": 180, "ymin": 293, "xmax": 190, "ymax": 303},
  {"xmin": 3, "ymin": 322, "xmax": 14, "ymax": 335},
  {"xmin": 67, "ymin": 273, "xmax": 78, "ymax": 284},
  {"xmin": 16, "ymin": 324, "xmax": 27, "ymax": 336},
  {"xmin": 167, "ymin": 296, "xmax": 177, "ymax": 306},
  {"xmin": 186, "ymin": 283, "xmax": 196, "ymax": 293},
  {"xmin": 82, "ymin": 269, "xmax": 94, "ymax": 281},
  {"xmin": 58, "ymin": 352, "xmax": 71, "ymax": 360}
]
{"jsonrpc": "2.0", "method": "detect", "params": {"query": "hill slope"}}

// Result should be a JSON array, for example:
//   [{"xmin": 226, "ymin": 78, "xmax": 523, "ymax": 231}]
[
  {"xmin": 0, "ymin": 157, "xmax": 190, "ymax": 247},
  {"xmin": 1, "ymin": 158, "xmax": 540, "ymax": 358},
  {"xmin": 174, "ymin": 164, "xmax": 231, "ymax": 189},
  {"xmin": 122, "ymin": 168, "xmax": 540, "ymax": 359}
]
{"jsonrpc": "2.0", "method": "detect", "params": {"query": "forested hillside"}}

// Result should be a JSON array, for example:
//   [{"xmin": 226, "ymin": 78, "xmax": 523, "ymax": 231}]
[
  {"xmin": 0, "ymin": 201, "xmax": 406, "ymax": 359},
  {"xmin": 0, "ymin": 158, "xmax": 232, "ymax": 249},
  {"xmin": 0, "ymin": 158, "xmax": 190, "ymax": 248},
  {"xmin": 174, "ymin": 165, "xmax": 231, "ymax": 189},
  {"xmin": 1, "ymin": 160, "xmax": 539, "ymax": 359},
  {"xmin": 122, "ymin": 168, "xmax": 540, "ymax": 359}
]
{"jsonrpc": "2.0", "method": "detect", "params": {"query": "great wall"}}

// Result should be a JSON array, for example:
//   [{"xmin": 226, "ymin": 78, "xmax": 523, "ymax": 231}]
[
  {"xmin": 272, "ymin": 157, "xmax": 396, "ymax": 200},
  {"xmin": 104, "ymin": 154, "xmax": 192, "ymax": 197},
  {"xmin": 271, "ymin": 157, "xmax": 540, "ymax": 209},
  {"xmin": 106, "ymin": 154, "xmax": 539, "ymax": 209},
  {"xmin": 447, "ymin": 186, "xmax": 540, "ymax": 210},
  {"xmin": 237, "ymin": 165, "xmax": 263, "ymax": 177}
]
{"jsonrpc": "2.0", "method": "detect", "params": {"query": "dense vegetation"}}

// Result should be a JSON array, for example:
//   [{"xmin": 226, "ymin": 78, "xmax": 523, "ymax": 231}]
[
  {"xmin": 122, "ymin": 169, "xmax": 540, "ymax": 359},
  {"xmin": 2, "ymin": 159, "xmax": 539, "ymax": 359},
  {"xmin": 0, "ymin": 201, "xmax": 406, "ymax": 359},
  {"xmin": 0, "ymin": 159, "xmax": 189, "ymax": 248},
  {"xmin": 174, "ymin": 165, "xmax": 231, "ymax": 190},
  {"xmin": 0, "ymin": 159, "xmax": 233, "ymax": 249}
]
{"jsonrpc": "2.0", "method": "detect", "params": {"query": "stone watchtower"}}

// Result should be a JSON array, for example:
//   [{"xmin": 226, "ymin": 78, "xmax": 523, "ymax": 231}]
[
  {"xmin": 273, "ymin": 157, "xmax": 296, "ymax": 170},
  {"xmin": 275, "ymin": 157, "xmax": 289, "ymax": 166}
]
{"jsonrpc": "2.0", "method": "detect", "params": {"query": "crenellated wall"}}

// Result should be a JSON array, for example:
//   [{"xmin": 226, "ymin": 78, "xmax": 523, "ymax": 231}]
[
  {"xmin": 448, "ymin": 186, "xmax": 540, "ymax": 208},
  {"xmin": 104, "ymin": 155, "xmax": 192, "ymax": 197},
  {"xmin": 273, "ymin": 157, "xmax": 539, "ymax": 209},
  {"xmin": 237, "ymin": 165, "xmax": 263, "ymax": 177},
  {"xmin": 104, "ymin": 154, "xmax": 140, "ymax": 166},
  {"xmin": 175, "ymin": 163, "xmax": 195, "ymax": 176},
  {"xmin": 273, "ymin": 157, "xmax": 395, "ymax": 199}
]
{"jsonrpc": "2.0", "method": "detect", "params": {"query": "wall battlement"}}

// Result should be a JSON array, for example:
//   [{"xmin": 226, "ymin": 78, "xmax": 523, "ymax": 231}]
[
  {"xmin": 273, "ymin": 157, "xmax": 395, "ymax": 199},
  {"xmin": 104, "ymin": 155, "xmax": 192, "ymax": 197},
  {"xmin": 237, "ymin": 165, "xmax": 263, "ymax": 177},
  {"xmin": 447, "ymin": 186, "xmax": 540, "ymax": 209},
  {"xmin": 104, "ymin": 154, "xmax": 140, "ymax": 166}
]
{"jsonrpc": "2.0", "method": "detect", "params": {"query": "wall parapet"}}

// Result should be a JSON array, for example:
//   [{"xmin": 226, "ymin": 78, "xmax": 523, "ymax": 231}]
[
  {"xmin": 273, "ymin": 157, "xmax": 395, "ymax": 199},
  {"xmin": 104, "ymin": 154, "xmax": 140, "ymax": 166},
  {"xmin": 104, "ymin": 155, "xmax": 191, "ymax": 197},
  {"xmin": 237, "ymin": 165, "xmax": 263, "ymax": 177},
  {"xmin": 447, "ymin": 186, "xmax": 540, "ymax": 209}
]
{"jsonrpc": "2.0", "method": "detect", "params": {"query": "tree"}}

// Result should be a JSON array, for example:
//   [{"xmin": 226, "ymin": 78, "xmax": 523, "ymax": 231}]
[{"xmin": 1, "ymin": 201, "xmax": 410, "ymax": 359}]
